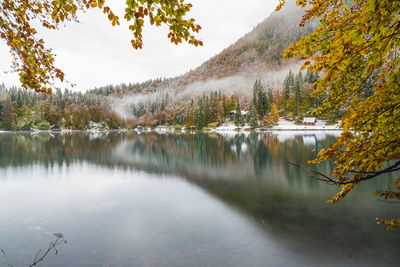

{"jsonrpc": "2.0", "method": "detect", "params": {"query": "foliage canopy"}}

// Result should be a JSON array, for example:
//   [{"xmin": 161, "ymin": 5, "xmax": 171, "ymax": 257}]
[
  {"xmin": 277, "ymin": 0, "xmax": 400, "ymax": 229},
  {"xmin": 0, "ymin": 0, "xmax": 202, "ymax": 93}
]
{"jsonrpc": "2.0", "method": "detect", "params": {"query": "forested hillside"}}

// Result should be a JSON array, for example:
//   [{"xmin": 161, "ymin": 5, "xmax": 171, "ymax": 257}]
[
  {"xmin": 0, "ymin": 84, "xmax": 123, "ymax": 130},
  {"xmin": 88, "ymin": 1, "xmax": 313, "ymax": 98},
  {"xmin": 183, "ymin": 2, "xmax": 314, "ymax": 82},
  {"xmin": 0, "ymin": 1, "xmax": 322, "ymax": 130}
]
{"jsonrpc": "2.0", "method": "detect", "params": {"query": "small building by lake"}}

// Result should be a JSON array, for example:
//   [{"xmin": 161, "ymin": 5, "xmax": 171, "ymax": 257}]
[
  {"xmin": 303, "ymin": 117, "xmax": 317, "ymax": 126},
  {"xmin": 229, "ymin": 110, "xmax": 248, "ymax": 120}
]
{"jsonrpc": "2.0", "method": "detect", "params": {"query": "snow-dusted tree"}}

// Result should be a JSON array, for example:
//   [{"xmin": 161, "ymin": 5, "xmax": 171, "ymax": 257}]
[
  {"xmin": 234, "ymin": 99, "xmax": 244, "ymax": 127},
  {"xmin": 247, "ymin": 104, "xmax": 259, "ymax": 128}
]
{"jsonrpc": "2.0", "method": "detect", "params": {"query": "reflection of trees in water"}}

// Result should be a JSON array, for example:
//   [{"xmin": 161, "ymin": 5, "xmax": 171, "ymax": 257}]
[
  {"xmin": 119, "ymin": 132, "xmax": 399, "ymax": 263},
  {"xmin": 233, "ymin": 134, "xmax": 245, "ymax": 159},
  {"xmin": 1, "ymin": 132, "xmax": 399, "ymax": 265},
  {"xmin": 0, "ymin": 132, "xmax": 337, "ymax": 181},
  {"xmin": 0, "ymin": 131, "xmax": 340, "ymax": 191},
  {"xmin": 126, "ymin": 132, "xmax": 247, "ymax": 170},
  {"xmin": 0, "ymin": 133, "xmax": 124, "ymax": 168}
]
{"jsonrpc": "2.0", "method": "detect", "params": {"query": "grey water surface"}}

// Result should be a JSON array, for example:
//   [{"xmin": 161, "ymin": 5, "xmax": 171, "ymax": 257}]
[{"xmin": 0, "ymin": 131, "xmax": 398, "ymax": 267}]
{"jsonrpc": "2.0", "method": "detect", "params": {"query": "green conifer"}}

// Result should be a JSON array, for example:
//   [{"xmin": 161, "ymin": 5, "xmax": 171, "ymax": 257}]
[
  {"xmin": 0, "ymin": 95, "xmax": 14, "ymax": 129},
  {"xmin": 234, "ymin": 99, "xmax": 244, "ymax": 127},
  {"xmin": 247, "ymin": 104, "xmax": 259, "ymax": 128}
]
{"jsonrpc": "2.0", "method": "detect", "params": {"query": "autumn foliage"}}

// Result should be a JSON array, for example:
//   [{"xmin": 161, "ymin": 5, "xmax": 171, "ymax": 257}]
[
  {"xmin": 277, "ymin": 0, "xmax": 400, "ymax": 229},
  {"xmin": 0, "ymin": 0, "xmax": 202, "ymax": 93}
]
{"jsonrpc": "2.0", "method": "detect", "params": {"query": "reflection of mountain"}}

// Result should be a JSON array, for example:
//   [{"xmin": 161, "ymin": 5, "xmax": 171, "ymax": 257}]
[
  {"xmin": 0, "ymin": 132, "xmax": 123, "ymax": 168},
  {"xmin": 0, "ymin": 131, "xmax": 334, "ymax": 182},
  {"xmin": 110, "ymin": 133, "xmax": 398, "ymax": 266},
  {"xmin": 0, "ymin": 131, "xmax": 391, "ymax": 197},
  {"xmin": 111, "ymin": 132, "xmax": 342, "ymax": 193},
  {"xmin": 0, "ymin": 132, "xmax": 399, "ymax": 266}
]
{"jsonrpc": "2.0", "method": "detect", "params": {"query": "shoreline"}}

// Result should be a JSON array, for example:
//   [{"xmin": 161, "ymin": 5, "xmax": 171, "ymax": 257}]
[
  {"xmin": 0, "ymin": 127, "xmax": 343, "ymax": 134},
  {"xmin": 0, "ymin": 120, "xmax": 342, "ymax": 134}
]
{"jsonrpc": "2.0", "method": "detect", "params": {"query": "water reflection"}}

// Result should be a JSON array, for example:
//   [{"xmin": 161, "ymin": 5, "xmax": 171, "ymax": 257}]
[{"xmin": 0, "ymin": 131, "xmax": 398, "ymax": 266}]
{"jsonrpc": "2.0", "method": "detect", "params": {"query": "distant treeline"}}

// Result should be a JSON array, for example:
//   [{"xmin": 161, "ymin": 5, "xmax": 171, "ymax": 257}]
[
  {"xmin": 0, "ymin": 84, "xmax": 122, "ymax": 130},
  {"xmin": 1, "ymin": 68, "xmax": 374, "ymax": 130}
]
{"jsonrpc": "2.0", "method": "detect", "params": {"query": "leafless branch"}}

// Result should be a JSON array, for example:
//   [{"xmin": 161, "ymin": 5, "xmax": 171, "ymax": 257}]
[
  {"xmin": 288, "ymin": 160, "xmax": 400, "ymax": 185},
  {"xmin": 0, "ymin": 233, "xmax": 67, "ymax": 267},
  {"xmin": 29, "ymin": 233, "xmax": 67, "ymax": 267}
]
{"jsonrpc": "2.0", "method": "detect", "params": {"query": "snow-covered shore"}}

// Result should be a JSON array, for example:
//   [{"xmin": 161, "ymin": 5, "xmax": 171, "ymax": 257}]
[
  {"xmin": 211, "ymin": 119, "xmax": 341, "ymax": 134},
  {"xmin": 270, "ymin": 119, "xmax": 341, "ymax": 131},
  {"xmin": 0, "ymin": 119, "xmax": 341, "ymax": 135}
]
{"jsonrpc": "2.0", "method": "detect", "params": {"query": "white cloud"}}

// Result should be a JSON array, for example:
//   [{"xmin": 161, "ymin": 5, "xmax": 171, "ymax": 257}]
[{"xmin": 0, "ymin": 0, "xmax": 279, "ymax": 92}]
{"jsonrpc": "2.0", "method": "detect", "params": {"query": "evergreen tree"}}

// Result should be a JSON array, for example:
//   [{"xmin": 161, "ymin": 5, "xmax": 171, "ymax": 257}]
[
  {"xmin": 0, "ymin": 95, "xmax": 14, "ymax": 129},
  {"xmin": 234, "ymin": 99, "xmax": 244, "ymax": 127},
  {"xmin": 257, "ymin": 85, "xmax": 268, "ymax": 117},
  {"xmin": 194, "ymin": 98, "xmax": 204, "ymax": 129},
  {"xmin": 203, "ymin": 95, "xmax": 211, "ymax": 126},
  {"xmin": 304, "ymin": 70, "xmax": 324, "ymax": 108},
  {"xmin": 252, "ymin": 80, "xmax": 259, "ymax": 108},
  {"xmin": 283, "ymin": 71, "xmax": 294, "ymax": 114},
  {"xmin": 288, "ymin": 70, "xmax": 295, "ymax": 88},
  {"xmin": 294, "ymin": 71, "xmax": 304, "ymax": 116},
  {"xmin": 210, "ymin": 91, "xmax": 222, "ymax": 123},
  {"xmin": 268, "ymin": 87, "xmax": 274, "ymax": 108},
  {"xmin": 247, "ymin": 104, "xmax": 259, "ymax": 128},
  {"xmin": 224, "ymin": 95, "xmax": 236, "ymax": 117},
  {"xmin": 0, "ymin": 87, "xmax": 4, "ymax": 116},
  {"xmin": 252, "ymin": 79, "xmax": 268, "ymax": 117},
  {"xmin": 184, "ymin": 100, "xmax": 195, "ymax": 127}
]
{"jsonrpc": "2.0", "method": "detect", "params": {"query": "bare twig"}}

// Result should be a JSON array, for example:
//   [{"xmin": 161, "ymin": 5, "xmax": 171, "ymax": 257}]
[
  {"xmin": 1, "ymin": 248, "xmax": 6, "ymax": 258},
  {"xmin": 29, "ymin": 233, "xmax": 67, "ymax": 267},
  {"xmin": 288, "ymin": 160, "xmax": 400, "ymax": 186},
  {"xmin": 1, "ymin": 232, "xmax": 68, "ymax": 267}
]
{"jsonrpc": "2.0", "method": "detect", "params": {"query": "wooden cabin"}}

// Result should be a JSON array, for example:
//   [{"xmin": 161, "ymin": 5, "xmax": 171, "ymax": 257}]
[{"xmin": 229, "ymin": 110, "xmax": 248, "ymax": 120}]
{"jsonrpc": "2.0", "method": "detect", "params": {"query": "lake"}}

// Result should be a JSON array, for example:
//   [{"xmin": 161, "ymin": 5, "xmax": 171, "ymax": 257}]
[{"xmin": 0, "ymin": 131, "xmax": 398, "ymax": 266}]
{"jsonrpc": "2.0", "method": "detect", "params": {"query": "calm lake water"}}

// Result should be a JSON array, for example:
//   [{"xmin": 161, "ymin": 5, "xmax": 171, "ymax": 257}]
[{"xmin": 0, "ymin": 131, "xmax": 398, "ymax": 267}]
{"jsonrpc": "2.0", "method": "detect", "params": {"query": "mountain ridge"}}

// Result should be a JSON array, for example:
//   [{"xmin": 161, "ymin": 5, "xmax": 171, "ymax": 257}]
[{"xmin": 89, "ymin": 1, "xmax": 314, "ymax": 98}]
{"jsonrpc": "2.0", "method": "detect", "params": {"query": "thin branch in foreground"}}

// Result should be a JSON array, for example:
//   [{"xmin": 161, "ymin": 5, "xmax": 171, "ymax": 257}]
[
  {"xmin": 288, "ymin": 161, "xmax": 340, "ymax": 185},
  {"xmin": 1, "ymin": 233, "xmax": 68, "ymax": 267},
  {"xmin": 377, "ymin": 199, "xmax": 400, "ymax": 204},
  {"xmin": 29, "ymin": 233, "xmax": 67, "ymax": 267},
  {"xmin": 288, "ymin": 160, "xmax": 400, "ymax": 186}
]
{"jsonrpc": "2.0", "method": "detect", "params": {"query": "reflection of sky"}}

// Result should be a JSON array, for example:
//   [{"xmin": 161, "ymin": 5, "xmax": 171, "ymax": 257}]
[
  {"xmin": 272, "ymin": 131, "xmax": 342, "ymax": 143},
  {"xmin": 0, "ymin": 163, "xmax": 295, "ymax": 267},
  {"xmin": 0, "ymin": 133, "xmax": 399, "ymax": 267}
]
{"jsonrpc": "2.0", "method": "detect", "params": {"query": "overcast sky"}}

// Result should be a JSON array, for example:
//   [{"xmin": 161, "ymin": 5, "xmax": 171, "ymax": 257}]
[{"xmin": 0, "ymin": 0, "xmax": 279, "ymax": 92}]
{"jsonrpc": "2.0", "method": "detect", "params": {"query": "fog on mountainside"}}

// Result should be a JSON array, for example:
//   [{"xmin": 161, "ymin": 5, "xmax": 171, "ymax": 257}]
[
  {"xmin": 0, "ymin": 0, "xmax": 320, "ymax": 126},
  {"xmin": 90, "ymin": 1, "xmax": 316, "ymax": 117}
]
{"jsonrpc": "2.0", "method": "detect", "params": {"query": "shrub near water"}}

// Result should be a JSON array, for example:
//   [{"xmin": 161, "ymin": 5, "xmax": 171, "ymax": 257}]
[
  {"xmin": 37, "ymin": 122, "xmax": 51, "ymax": 130},
  {"xmin": 17, "ymin": 119, "xmax": 34, "ymax": 130},
  {"xmin": 208, "ymin": 122, "xmax": 219, "ymax": 128}
]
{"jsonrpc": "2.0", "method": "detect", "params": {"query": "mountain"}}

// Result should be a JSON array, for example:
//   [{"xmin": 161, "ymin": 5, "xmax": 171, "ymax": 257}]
[
  {"xmin": 182, "ymin": 2, "xmax": 314, "ymax": 83},
  {"xmin": 0, "ymin": 2, "xmax": 319, "ymax": 128},
  {"xmin": 89, "ymin": 1, "xmax": 315, "ymax": 99}
]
